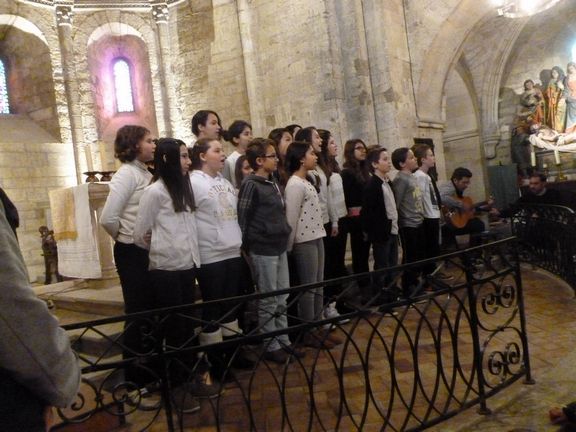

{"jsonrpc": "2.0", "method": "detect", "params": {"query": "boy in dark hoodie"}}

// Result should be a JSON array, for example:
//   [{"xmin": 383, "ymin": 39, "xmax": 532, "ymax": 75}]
[{"xmin": 237, "ymin": 138, "xmax": 304, "ymax": 363}]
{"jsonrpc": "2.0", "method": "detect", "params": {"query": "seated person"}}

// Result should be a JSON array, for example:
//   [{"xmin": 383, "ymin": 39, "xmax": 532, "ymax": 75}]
[
  {"xmin": 499, "ymin": 172, "xmax": 576, "ymax": 217},
  {"xmin": 439, "ymin": 167, "xmax": 495, "ymax": 247}
]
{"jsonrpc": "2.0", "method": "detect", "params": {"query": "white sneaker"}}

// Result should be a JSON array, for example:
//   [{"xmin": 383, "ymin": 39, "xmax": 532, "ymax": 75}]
[
  {"xmin": 126, "ymin": 388, "xmax": 162, "ymax": 411},
  {"xmin": 324, "ymin": 302, "xmax": 351, "ymax": 325}
]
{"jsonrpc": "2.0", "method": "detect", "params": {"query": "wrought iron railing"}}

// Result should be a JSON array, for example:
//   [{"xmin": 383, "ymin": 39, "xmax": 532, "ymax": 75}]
[
  {"xmin": 511, "ymin": 203, "xmax": 576, "ymax": 289},
  {"xmin": 55, "ymin": 238, "xmax": 532, "ymax": 431}
]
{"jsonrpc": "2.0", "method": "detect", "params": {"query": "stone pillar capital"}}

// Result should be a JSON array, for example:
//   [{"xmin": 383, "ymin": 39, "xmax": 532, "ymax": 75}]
[
  {"xmin": 55, "ymin": 5, "xmax": 74, "ymax": 27},
  {"xmin": 152, "ymin": 3, "xmax": 169, "ymax": 24}
]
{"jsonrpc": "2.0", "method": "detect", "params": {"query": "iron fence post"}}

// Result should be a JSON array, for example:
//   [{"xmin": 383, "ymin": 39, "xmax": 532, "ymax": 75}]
[{"xmin": 463, "ymin": 249, "xmax": 492, "ymax": 415}]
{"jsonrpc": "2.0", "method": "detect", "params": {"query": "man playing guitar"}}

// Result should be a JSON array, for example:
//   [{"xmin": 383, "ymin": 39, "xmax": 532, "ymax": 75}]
[{"xmin": 439, "ymin": 167, "xmax": 496, "ymax": 247}]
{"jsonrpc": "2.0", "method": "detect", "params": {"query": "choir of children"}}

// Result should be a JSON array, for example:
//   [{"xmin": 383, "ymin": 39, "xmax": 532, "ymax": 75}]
[{"xmin": 102, "ymin": 112, "xmax": 450, "ymax": 414}]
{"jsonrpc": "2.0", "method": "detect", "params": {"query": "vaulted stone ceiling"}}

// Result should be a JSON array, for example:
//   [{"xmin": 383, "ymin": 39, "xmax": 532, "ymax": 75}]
[{"xmin": 19, "ymin": 0, "xmax": 187, "ymax": 9}]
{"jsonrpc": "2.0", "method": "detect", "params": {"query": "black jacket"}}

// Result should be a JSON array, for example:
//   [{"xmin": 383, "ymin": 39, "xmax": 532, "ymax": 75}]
[{"xmin": 361, "ymin": 175, "xmax": 393, "ymax": 243}]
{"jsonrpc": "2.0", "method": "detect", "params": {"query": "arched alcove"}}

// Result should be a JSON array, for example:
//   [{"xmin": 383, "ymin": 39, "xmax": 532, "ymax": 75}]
[
  {"xmin": 0, "ymin": 15, "xmax": 60, "ymax": 139},
  {"xmin": 87, "ymin": 23, "xmax": 158, "ymax": 153}
]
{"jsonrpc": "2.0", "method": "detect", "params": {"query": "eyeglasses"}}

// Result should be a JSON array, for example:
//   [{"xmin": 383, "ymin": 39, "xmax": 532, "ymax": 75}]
[
  {"xmin": 262, "ymin": 154, "xmax": 278, "ymax": 159},
  {"xmin": 354, "ymin": 146, "xmax": 366, "ymax": 151}
]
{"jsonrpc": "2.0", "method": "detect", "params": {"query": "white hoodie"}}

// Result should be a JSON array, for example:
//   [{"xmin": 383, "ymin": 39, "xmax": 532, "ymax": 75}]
[{"xmin": 189, "ymin": 170, "xmax": 242, "ymax": 264}]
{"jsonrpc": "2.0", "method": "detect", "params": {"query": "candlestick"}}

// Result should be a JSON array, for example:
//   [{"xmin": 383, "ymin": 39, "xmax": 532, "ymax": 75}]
[
  {"xmin": 530, "ymin": 147, "xmax": 536, "ymax": 167},
  {"xmin": 98, "ymin": 140, "xmax": 107, "ymax": 171},
  {"xmin": 554, "ymin": 149, "xmax": 561, "ymax": 165},
  {"xmin": 84, "ymin": 142, "xmax": 94, "ymax": 172}
]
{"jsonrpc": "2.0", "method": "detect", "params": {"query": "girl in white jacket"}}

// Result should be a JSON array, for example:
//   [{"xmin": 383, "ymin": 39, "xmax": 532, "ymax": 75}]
[
  {"xmin": 189, "ymin": 138, "xmax": 251, "ymax": 367},
  {"xmin": 134, "ymin": 138, "xmax": 217, "ymax": 410}
]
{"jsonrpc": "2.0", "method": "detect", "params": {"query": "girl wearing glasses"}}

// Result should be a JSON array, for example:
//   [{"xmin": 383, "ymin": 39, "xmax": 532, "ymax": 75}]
[{"xmin": 341, "ymin": 139, "xmax": 372, "ymax": 303}]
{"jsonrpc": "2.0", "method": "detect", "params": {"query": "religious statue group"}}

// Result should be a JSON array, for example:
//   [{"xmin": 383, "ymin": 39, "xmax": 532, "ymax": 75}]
[
  {"xmin": 517, "ymin": 62, "xmax": 576, "ymax": 133},
  {"xmin": 512, "ymin": 62, "xmax": 576, "ymax": 176}
]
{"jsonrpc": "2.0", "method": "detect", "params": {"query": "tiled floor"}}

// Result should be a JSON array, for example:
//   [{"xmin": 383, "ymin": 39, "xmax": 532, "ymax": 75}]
[{"xmin": 52, "ymin": 265, "xmax": 576, "ymax": 431}]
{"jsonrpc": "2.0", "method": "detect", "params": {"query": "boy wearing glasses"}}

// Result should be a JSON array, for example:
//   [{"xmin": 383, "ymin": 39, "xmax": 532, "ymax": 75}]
[{"xmin": 237, "ymin": 138, "xmax": 303, "ymax": 363}]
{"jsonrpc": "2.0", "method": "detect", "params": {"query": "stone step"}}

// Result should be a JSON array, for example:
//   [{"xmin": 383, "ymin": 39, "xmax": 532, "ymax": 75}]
[
  {"xmin": 68, "ymin": 321, "xmax": 124, "ymax": 359},
  {"xmin": 38, "ymin": 283, "xmax": 125, "ymax": 316}
]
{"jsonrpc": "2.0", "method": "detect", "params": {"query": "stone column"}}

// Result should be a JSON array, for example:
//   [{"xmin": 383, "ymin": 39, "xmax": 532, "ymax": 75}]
[
  {"xmin": 323, "ymin": 0, "xmax": 377, "ymax": 144},
  {"xmin": 55, "ymin": 3, "xmax": 84, "ymax": 185},
  {"xmin": 235, "ymin": 0, "xmax": 262, "ymax": 131},
  {"xmin": 361, "ymin": 0, "xmax": 418, "ymax": 149},
  {"xmin": 152, "ymin": 1, "xmax": 176, "ymax": 137}
]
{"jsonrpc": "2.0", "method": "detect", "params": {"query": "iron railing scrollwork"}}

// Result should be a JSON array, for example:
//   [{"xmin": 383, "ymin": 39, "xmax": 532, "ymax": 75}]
[
  {"xmin": 54, "ymin": 238, "xmax": 532, "ymax": 431},
  {"xmin": 511, "ymin": 203, "xmax": 576, "ymax": 290}
]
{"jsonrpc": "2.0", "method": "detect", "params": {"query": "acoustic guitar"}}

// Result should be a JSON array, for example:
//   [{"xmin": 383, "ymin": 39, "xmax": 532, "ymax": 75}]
[{"xmin": 442, "ymin": 196, "xmax": 492, "ymax": 229}]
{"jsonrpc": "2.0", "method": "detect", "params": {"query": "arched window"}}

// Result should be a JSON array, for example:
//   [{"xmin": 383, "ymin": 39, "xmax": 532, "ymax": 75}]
[
  {"xmin": 113, "ymin": 58, "xmax": 135, "ymax": 113},
  {"xmin": 0, "ymin": 59, "xmax": 9, "ymax": 114}
]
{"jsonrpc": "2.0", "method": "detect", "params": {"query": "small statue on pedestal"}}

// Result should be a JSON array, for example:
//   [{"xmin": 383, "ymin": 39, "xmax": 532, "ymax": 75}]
[{"xmin": 39, "ymin": 226, "xmax": 63, "ymax": 285}]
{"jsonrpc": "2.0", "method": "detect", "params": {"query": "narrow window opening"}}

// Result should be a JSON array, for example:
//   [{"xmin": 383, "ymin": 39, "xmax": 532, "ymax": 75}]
[
  {"xmin": 0, "ymin": 59, "xmax": 10, "ymax": 114},
  {"xmin": 113, "ymin": 58, "xmax": 135, "ymax": 113}
]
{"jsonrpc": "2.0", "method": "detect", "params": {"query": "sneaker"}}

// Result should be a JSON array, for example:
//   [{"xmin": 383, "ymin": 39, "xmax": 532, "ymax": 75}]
[
  {"xmin": 281, "ymin": 344, "xmax": 306, "ymax": 359},
  {"xmin": 188, "ymin": 374, "xmax": 221, "ymax": 399},
  {"xmin": 302, "ymin": 331, "xmax": 336, "ymax": 349},
  {"xmin": 435, "ymin": 271, "xmax": 454, "ymax": 281},
  {"xmin": 126, "ymin": 388, "xmax": 162, "ymax": 411},
  {"xmin": 317, "ymin": 328, "xmax": 343, "ymax": 345},
  {"xmin": 230, "ymin": 354, "xmax": 255, "ymax": 370},
  {"xmin": 172, "ymin": 386, "xmax": 200, "ymax": 414},
  {"xmin": 263, "ymin": 348, "xmax": 293, "ymax": 364},
  {"xmin": 324, "ymin": 302, "xmax": 351, "ymax": 324}
]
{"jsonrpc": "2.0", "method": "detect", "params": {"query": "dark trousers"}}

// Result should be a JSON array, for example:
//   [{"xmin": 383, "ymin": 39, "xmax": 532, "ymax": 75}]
[
  {"xmin": 197, "ymin": 257, "xmax": 243, "ymax": 333},
  {"xmin": 0, "ymin": 372, "xmax": 45, "ymax": 432},
  {"xmin": 114, "ymin": 242, "xmax": 156, "ymax": 387},
  {"xmin": 399, "ymin": 225, "xmax": 426, "ymax": 296},
  {"xmin": 323, "ymin": 221, "xmax": 348, "ymax": 301},
  {"xmin": 423, "ymin": 218, "xmax": 441, "ymax": 275},
  {"xmin": 343, "ymin": 216, "xmax": 371, "ymax": 286},
  {"xmin": 444, "ymin": 217, "xmax": 486, "ymax": 247},
  {"xmin": 149, "ymin": 268, "xmax": 197, "ymax": 384},
  {"xmin": 372, "ymin": 234, "xmax": 399, "ymax": 289}
]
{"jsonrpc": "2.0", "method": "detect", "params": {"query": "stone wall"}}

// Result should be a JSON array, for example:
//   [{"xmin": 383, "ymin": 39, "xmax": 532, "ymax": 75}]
[
  {"xmin": 172, "ymin": 0, "xmax": 250, "ymax": 148},
  {"xmin": 443, "ymin": 66, "xmax": 486, "ymax": 202},
  {"xmin": 0, "ymin": 116, "xmax": 76, "ymax": 281}
]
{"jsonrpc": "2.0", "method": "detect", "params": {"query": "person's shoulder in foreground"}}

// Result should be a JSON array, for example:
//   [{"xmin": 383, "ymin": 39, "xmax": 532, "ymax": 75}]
[{"xmin": 0, "ymin": 200, "xmax": 80, "ymax": 430}]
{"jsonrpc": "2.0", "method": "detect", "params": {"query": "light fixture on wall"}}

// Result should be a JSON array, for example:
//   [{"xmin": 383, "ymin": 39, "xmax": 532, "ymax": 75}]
[{"xmin": 492, "ymin": 0, "xmax": 563, "ymax": 18}]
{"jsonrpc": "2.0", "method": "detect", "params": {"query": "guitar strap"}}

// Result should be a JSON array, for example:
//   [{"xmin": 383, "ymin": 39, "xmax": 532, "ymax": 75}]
[{"xmin": 430, "ymin": 175, "xmax": 442, "ymax": 207}]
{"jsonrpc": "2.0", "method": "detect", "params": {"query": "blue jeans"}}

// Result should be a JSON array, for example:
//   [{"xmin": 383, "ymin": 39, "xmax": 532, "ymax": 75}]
[{"xmin": 250, "ymin": 252, "xmax": 291, "ymax": 352}]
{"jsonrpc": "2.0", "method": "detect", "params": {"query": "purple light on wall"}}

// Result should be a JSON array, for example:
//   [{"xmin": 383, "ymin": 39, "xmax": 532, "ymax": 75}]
[
  {"xmin": 0, "ymin": 60, "xmax": 9, "ymax": 114},
  {"xmin": 113, "ymin": 58, "xmax": 134, "ymax": 113}
]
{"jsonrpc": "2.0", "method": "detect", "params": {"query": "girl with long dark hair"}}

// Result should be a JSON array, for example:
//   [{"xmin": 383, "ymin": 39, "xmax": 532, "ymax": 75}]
[
  {"xmin": 284, "ymin": 141, "xmax": 341, "ymax": 349},
  {"xmin": 268, "ymin": 127, "xmax": 293, "ymax": 187},
  {"xmin": 341, "ymin": 138, "xmax": 372, "ymax": 302},
  {"xmin": 318, "ymin": 129, "xmax": 348, "ymax": 316},
  {"xmin": 133, "ymin": 138, "xmax": 209, "ymax": 412}
]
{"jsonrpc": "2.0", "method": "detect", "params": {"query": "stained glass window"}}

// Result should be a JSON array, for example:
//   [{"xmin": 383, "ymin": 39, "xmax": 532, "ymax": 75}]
[
  {"xmin": 113, "ymin": 58, "xmax": 135, "ymax": 113},
  {"xmin": 0, "ymin": 59, "xmax": 9, "ymax": 114}
]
